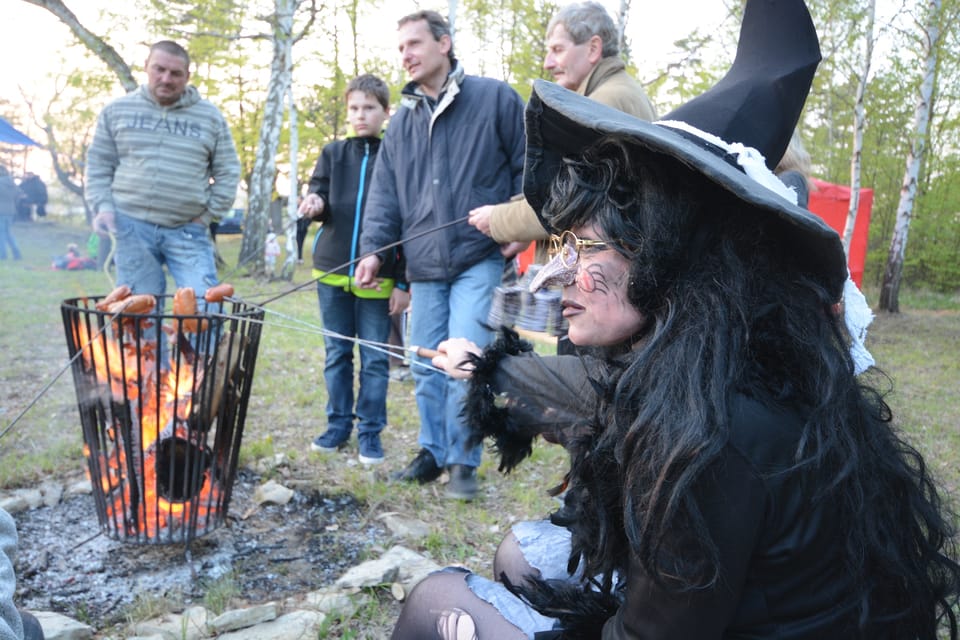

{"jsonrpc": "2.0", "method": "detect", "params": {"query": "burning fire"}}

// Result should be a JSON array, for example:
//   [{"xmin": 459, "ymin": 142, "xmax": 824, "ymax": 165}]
[{"xmin": 70, "ymin": 285, "xmax": 241, "ymax": 541}]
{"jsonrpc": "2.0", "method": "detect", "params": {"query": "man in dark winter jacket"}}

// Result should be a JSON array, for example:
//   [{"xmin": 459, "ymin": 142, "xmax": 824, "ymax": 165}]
[
  {"xmin": 15, "ymin": 173, "xmax": 47, "ymax": 221},
  {"xmin": 354, "ymin": 10, "xmax": 526, "ymax": 500}
]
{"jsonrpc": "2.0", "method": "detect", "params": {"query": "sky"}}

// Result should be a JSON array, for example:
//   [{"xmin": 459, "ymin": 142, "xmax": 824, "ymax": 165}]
[
  {"xmin": 0, "ymin": 0, "xmax": 732, "ymax": 178},
  {"xmin": 0, "ymin": 1, "xmax": 732, "ymax": 105}
]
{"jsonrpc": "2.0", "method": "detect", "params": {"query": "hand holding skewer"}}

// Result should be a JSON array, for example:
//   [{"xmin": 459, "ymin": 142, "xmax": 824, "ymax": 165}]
[
  {"xmin": 354, "ymin": 255, "xmax": 383, "ymax": 289},
  {"xmin": 420, "ymin": 338, "xmax": 482, "ymax": 379}
]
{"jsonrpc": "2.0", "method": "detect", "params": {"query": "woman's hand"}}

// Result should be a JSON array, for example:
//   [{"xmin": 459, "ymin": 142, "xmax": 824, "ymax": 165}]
[{"xmin": 432, "ymin": 338, "xmax": 482, "ymax": 379}]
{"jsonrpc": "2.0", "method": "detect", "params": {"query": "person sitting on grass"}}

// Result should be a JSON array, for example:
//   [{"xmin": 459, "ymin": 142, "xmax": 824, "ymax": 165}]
[{"xmin": 51, "ymin": 243, "xmax": 96, "ymax": 271}]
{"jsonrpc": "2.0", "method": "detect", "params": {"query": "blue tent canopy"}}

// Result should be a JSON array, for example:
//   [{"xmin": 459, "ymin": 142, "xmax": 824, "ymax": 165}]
[{"xmin": 0, "ymin": 116, "xmax": 41, "ymax": 147}]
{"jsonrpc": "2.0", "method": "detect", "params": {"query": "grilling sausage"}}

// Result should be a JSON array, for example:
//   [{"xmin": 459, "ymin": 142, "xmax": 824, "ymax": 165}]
[
  {"xmin": 173, "ymin": 287, "xmax": 198, "ymax": 316},
  {"xmin": 96, "ymin": 284, "xmax": 131, "ymax": 311},
  {"xmin": 204, "ymin": 283, "xmax": 235, "ymax": 303},
  {"xmin": 173, "ymin": 287, "xmax": 208, "ymax": 332},
  {"xmin": 107, "ymin": 294, "xmax": 155, "ymax": 315}
]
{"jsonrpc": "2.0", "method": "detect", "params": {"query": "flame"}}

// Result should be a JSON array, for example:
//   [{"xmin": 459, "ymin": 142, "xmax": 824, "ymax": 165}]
[{"xmin": 72, "ymin": 307, "xmax": 227, "ymax": 540}]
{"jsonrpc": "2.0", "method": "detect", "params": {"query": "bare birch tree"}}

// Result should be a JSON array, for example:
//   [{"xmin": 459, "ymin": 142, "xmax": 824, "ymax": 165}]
[
  {"xmin": 237, "ymin": 0, "xmax": 315, "ymax": 275},
  {"xmin": 280, "ymin": 85, "xmax": 300, "ymax": 280},
  {"xmin": 449, "ymin": 0, "xmax": 458, "ymax": 40},
  {"xmin": 843, "ymin": 0, "xmax": 875, "ymax": 256},
  {"xmin": 617, "ymin": 0, "xmax": 632, "ymax": 63},
  {"xmin": 879, "ymin": 0, "xmax": 941, "ymax": 312}
]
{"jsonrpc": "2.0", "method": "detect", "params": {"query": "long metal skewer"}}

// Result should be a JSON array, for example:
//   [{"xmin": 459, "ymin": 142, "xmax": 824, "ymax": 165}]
[{"xmin": 1, "ymin": 216, "xmax": 473, "ymax": 441}]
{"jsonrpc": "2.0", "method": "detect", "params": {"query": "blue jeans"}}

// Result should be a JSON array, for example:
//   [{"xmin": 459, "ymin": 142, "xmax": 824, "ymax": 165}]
[
  {"xmin": 409, "ymin": 253, "xmax": 503, "ymax": 468},
  {"xmin": 316, "ymin": 283, "xmax": 391, "ymax": 436},
  {"xmin": 113, "ymin": 212, "xmax": 218, "ymax": 299},
  {"xmin": 0, "ymin": 216, "xmax": 21, "ymax": 259}
]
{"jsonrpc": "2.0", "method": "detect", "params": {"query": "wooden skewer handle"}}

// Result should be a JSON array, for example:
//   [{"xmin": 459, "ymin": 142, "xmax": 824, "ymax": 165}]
[{"xmin": 411, "ymin": 345, "xmax": 440, "ymax": 359}]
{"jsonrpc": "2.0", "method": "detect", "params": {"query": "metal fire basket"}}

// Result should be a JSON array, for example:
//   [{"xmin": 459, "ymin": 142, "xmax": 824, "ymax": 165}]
[{"xmin": 61, "ymin": 295, "xmax": 264, "ymax": 544}]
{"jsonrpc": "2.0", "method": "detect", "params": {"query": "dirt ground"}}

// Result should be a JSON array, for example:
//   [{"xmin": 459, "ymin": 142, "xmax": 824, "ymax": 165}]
[{"xmin": 12, "ymin": 467, "xmax": 390, "ymax": 630}]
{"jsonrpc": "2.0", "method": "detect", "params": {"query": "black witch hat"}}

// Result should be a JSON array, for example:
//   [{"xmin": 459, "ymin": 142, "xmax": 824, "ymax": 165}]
[{"xmin": 523, "ymin": 0, "xmax": 847, "ymax": 300}]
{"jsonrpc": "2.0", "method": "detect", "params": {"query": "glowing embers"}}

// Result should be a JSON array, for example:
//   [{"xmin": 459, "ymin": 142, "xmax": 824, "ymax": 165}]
[{"xmin": 61, "ymin": 294, "xmax": 263, "ymax": 544}]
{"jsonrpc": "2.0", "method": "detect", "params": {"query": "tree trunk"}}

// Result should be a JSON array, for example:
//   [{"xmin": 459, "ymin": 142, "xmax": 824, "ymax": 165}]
[
  {"xmin": 879, "ymin": 0, "xmax": 940, "ymax": 312},
  {"xmin": 238, "ymin": 0, "xmax": 297, "ymax": 274},
  {"xmin": 22, "ymin": 0, "xmax": 136, "ymax": 91},
  {"xmin": 617, "ymin": 0, "xmax": 632, "ymax": 63},
  {"xmin": 448, "ymin": 0, "xmax": 458, "ymax": 40},
  {"xmin": 843, "ymin": 0, "xmax": 874, "ymax": 257},
  {"xmin": 281, "ymin": 84, "xmax": 300, "ymax": 280}
]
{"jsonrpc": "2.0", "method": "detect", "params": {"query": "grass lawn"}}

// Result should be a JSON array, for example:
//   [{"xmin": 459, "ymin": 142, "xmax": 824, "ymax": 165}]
[{"xmin": 1, "ymin": 217, "xmax": 958, "ymax": 637}]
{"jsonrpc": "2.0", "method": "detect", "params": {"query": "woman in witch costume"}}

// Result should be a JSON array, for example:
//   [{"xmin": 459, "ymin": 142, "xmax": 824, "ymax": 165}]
[{"xmin": 390, "ymin": 0, "xmax": 960, "ymax": 638}]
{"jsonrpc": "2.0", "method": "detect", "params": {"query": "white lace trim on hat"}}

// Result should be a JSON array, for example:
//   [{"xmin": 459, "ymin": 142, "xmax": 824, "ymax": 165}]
[
  {"xmin": 656, "ymin": 119, "xmax": 876, "ymax": 376},
  {"xmin": 843, "ymin": 274, "xmax": 876, "ymax": 375},
  {"xmin": 655, "ymin": 120, "xmax": 798, "ymax": 205}
]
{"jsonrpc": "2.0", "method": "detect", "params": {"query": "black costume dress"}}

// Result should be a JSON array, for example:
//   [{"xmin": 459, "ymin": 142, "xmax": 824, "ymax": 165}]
[{"xmin": 462, "ymin": 331, "xmax": 863, "ymax": 639}]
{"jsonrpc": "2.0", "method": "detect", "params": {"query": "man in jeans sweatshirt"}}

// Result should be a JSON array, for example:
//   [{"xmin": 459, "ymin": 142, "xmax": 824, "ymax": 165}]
[{"xmin": 85, "ymin": 40, "xmax": 240, "ymax": 301}]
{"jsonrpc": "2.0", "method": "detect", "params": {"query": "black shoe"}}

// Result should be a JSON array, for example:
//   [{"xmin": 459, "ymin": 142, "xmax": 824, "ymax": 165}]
[
  {"xmin": 391, "ymin": 448, "xmax": 442, "ymax": 484},
  {"xmin": 445, "ymin": 464, "xmax": 478, "ymax": 501}
]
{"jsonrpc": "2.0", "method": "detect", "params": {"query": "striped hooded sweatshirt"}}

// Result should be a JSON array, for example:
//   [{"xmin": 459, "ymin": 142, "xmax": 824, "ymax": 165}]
[{"xmin": 85, "ymin": 84, "xmax": 240, "ymax": 227}]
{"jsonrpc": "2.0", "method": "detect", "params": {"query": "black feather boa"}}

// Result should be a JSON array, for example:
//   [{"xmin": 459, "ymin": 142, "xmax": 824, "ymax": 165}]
[
  {"xmin": 464, "ymin": 329, "xmax": 623, "ymax": 637},
  {"xmin": 502, "ymin": 573, "xmax": 620, "ymax": 640},
  {"xmin": 462, "ymin": 327, "xmax": 535, "ymax": 473}
]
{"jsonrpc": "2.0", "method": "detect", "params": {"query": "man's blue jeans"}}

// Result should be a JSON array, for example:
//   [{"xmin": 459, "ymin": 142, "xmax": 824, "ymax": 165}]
[
  {"xmin": 316, "ymin": 283, "xmax": 391, "ymax": 437},
  {"xmin": 409, "ymin": 253, "xmax": 503, "ymax": 468},
  {"xmin": 113, "ymin": 212, "xmax": 218, "ymax": 298}
]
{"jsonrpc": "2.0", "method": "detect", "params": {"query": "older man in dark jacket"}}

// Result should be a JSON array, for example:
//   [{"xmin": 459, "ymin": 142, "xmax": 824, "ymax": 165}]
[{"xmin": 355, "ymin": 10, "xmax": 525, "ymax": 500}]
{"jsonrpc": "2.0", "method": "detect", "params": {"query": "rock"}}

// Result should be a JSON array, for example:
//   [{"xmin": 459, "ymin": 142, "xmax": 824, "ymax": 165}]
[
  {"xmin": 129, "ymin": 616, "xmax": 178, "ymax": 640},
  {"xmin": 377, "ymin": 512, "xmax": 431, "ymax": 539},
  {"xmin": 390, "ymin": 582, "xmax": 406, "ymax": 601},
  {"xmin": 180, "ymin": 606, "xmax": 211, "ymax": 639},
  {"xmin": 300, "ymin": 588, "xmax": 363, "ymax": 617},
  {"xmin": 16, "ymin": 488, "xmax": 44, "ymax": 510},
  {"xmin": 64, "ymin": 479, "xmax": 92, "ymax": 497},
  {"xmin": 252, "ymin": 480, "xmax": 294, "ymax": 506},
  {"xmin": 0, "ymin": 488, "xmax": 44, "ymax": 513},
  {"xmin": 0, "ymin": 494, "xmax": 30, "ymax": 515},
  {"xmin": 207, "ymin": 602, "xmax": 280, "ymax": 634},
  {"xmin": 215, "ymin": 610, "xmax": 325, "ymax": 640},
  {"xmin": 32, "ymin": 610, "xmax": 94, "ymax": 640},
  {"xmin": 254, "ymin": 454, "xmax": 288, "ymax": 475},
  {"xmin": 39, "ymin": 480, "xmax": 64, "ymax": 507},
  {"xmin": 131, "ymin": 607, "xmax": 210, "ymax": 640},
  {"xmin": 335, "ymin": 545, "xmax": 441, "ymax": 592}
]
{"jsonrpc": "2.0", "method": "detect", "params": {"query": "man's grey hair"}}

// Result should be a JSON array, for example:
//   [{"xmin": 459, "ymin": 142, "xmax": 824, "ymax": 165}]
[
  {"xmin": 548, "ymin": 1, "xmax": 619, "ymax": 58},
  {"xmin": 149, "ymin": 40, "xmax": 191, "ymax": 68}
]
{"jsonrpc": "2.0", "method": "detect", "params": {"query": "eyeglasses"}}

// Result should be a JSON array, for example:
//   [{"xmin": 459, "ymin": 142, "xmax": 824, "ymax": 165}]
[{"xmin": 547, "ymin": 230, "xmax": 610, "ymax": 268}]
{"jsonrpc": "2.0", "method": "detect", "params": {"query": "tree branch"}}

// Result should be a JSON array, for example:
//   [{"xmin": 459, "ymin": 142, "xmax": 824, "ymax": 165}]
[{"xmin": 21, "ymin": 0, "xmax": 137, "ymax": 91}]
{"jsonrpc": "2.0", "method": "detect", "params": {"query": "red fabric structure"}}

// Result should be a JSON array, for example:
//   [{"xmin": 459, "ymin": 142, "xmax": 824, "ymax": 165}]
[
  {"xmin": 517, "ymin": 243, "xmax": 537, "ymax": 276},
  {"xmin": 808, "ymin": 178, "xmax": 873, "ymax": 287}
]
